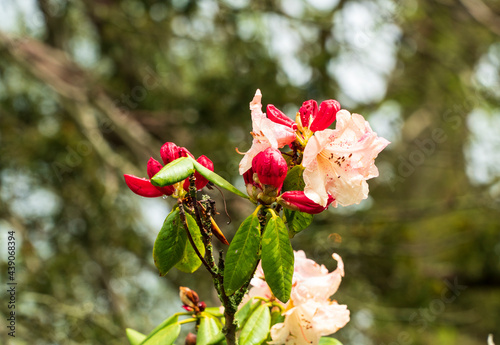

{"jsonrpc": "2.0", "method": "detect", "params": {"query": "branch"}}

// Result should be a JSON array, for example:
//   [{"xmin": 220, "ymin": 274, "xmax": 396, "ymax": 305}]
[{"xmin": 460, "ymin": 0, "xmax": 500, "ymax": 36}]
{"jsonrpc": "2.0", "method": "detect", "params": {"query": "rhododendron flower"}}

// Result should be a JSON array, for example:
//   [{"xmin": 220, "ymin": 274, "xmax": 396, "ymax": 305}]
[
  {"xmin": 124, "ymin": 142, "xmax": 214, "ymax": 198},
  {"xmin": 239, "ymin": 90, "xmax": 296, "ymax": 175},
  {"xmin": 302, "ymin": 110, "xmax": 390, "ymax": 207},
  {"xmin": 246, "ymin": 251, "xmax": 350, "ymax": 345},
  {"xmin": 279, "ymin": 191, "xmax": 335, "ymax": 214}
]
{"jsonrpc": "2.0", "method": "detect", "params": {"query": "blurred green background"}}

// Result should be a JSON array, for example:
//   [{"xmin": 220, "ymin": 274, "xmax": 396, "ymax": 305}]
[{"xmin": 1, "ymin": 0, "xmax": 499, "ymax": 344}]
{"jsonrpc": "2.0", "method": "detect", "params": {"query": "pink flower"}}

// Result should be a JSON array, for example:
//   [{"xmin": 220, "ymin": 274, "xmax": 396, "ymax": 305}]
[
  {"xmin": 279, "ymin": 191, "xmax": 335, "ymax": 214},
  {"xmin": 252, "ymin": 147, "xmax": 288, "ymax": 191},
  {"xmin": 124, "ymin": 142, "xmax": 214, "ymax": 198},
  {"xmin": 302, "ymin": 110, "xmax": 390, "ymax": 207},
  {"xmin": 246, "ymin": 251, "xmax": 350, "ymax": 345},
  {"xmin": 238, "ymin": 90, "xmax": 296, "ymax": 175},
  {"xmin": 299, "ymin": 99, "xmax": 341, "ymax": 132}
]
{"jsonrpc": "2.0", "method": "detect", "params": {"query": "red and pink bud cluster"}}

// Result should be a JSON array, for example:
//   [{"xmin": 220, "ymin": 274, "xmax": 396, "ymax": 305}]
[
  {"xmin": 239, "ymin": 89, "xmax": 389, "ymax": 211},
  {"xmin": 239, "ymin": 90, "xmax": 342, "ymax": 213},
  {"xmin": 124, "ymin": 142, "xmax": 213, "ymax": 198}
]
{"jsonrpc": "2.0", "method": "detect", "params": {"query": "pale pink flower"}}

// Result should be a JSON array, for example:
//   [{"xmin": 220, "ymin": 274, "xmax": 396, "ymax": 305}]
[
  {"xmin": 238, "ymin": 90, "xmax": 296, "ymax": 175},
  {"xmin": 302, "ymin": 110, "xmax": 390, "ymax": 207},
  {"xmin": 245, "ymin": 251, "xmax": 350, "ymax": 345}
]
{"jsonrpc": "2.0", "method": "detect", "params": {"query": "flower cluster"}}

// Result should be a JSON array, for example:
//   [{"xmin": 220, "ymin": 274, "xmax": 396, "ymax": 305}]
[
  {"xmin": 246, "ymin": 251, "xmax": 350, "ymax": 345},
  {"xmin": 239, "ymin": 90, "xmax": 389, "ymax": 212},
  {"xmin": 124, "ymin": 142, "xmax": 214, "ymax": 199}
]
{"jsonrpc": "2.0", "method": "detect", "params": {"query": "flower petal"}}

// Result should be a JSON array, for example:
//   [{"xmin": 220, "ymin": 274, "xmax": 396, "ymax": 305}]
[{"xmin": 124, "ymin": 174, "xmax": 164, "ymax": 197}]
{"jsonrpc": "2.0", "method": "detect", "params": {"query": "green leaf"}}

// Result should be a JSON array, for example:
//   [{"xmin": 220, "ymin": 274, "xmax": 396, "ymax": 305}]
[
  {"xmin": 224, "ymin": 213, "xmax": 261, "ymax": 295},
  {"xmin": 282, "ymin": 165, "xmax": 305, "ymax": 192},
  {"xmin": 239, "ymin": 304, "xmax": 271, "ymax": 345},
  {"xmin": 150, "ymin": 157, "xmax": 194, "ymax": 187},
  {"xmin": 204, "ymin": 307, "xmax": 224, "ymax": 318},
  {"xmin": 175, "ymin": 212, "xmax": 205, "ymax": 273},
  {"xmin": 261, "ymin": 215, "xmax": 294, "ymax": 303},
  {"xmin": 149, "ymin": 314, "xmax": 179, "ymax": 337},
  {"xmin": 190, "ymin": 157, "xmax": 249, "ymax": 199},
  {"xmin": 153, "ymin": 209, "xmax": 187, "ymax": 276},
  {"xmin": 284, "ymin": 208, "xmax": 314, "ymax": 237},
  {"xmin": 270, "ymin": 309, "xmax": 285, "ymax": 327},
  {"xmin": 197, "ymin": 315, "xmax": 222, "ymax": 345},
  {"xmin": 318, "ymin": 337, "xmax": 343, "ymax": 345},
  {"xmin": 235, "ymin": 298, "xmax": 259, "ymax": 330},
  {"xmin": 126, "ymin": 328, "xmax": 146, "ymax": 345},
  {"xmin": 141, "ymin": 323, "xmax": 181, "ymax": 345},
  {"xmin": 207, "ymin": 332, "xmax": 225, "ymax": 345}
]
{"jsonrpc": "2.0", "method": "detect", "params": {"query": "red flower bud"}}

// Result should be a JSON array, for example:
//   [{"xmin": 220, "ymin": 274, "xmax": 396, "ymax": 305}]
[
  {"xmin": 123, "ymin": 174, "xmax": 164, "ymax": 197},
  {"xmin": 309, "ymin": 100, "xmax": 341, "ymax": 131},
  {"xmin": 160, "ymin": 142, "xmax": 193, "ymax": 165},
  {"xmin": 267, "ymin": 104, "xmax": 297, "ymax": 130},
  {"xmin": 243, "ymin": 168, "xmax": 254, "ymax": 186},
  {"xmin": 299, "ymin": 100, "xmax": 318, "ymax": 129},
  {"xmin": 279, "ymin": 191, "xmax": 335, "ymax": 214},
  {"xmin": 252, "ymin": 148, "xmax": 288, "ymax": 191},
  {"xmin": 182, "ymin": 155, "xmax": 214, "ymax": 191}
]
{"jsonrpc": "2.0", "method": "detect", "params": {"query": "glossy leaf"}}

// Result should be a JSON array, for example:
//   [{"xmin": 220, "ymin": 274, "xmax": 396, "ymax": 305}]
[
  {"xmin": 282, "ymin": 165, "xmax": 305, "ymax": 192},
  {"xmin": 150, "ymin": 157, "xmax": 194, "ymax": 187},
  {"xmin": 235, "ymin": 298, "xmax": 259, "ymax": 330},
  {"xmin": 224, "ymin": 213, "xmax": 261, "ymax": 295},
  {"xmin": 148, "ymin": 314, "xmax": 179, "ymax": 337},
  {"xmin": 141, "ymin": 323, "xmax": 181, "ymax": 345},
  {"xmin": 204, "ymin": 307, "xmax": 224, "ymax": 318},
  {"xmin": 284, "ymin": 208, "xmax": 314, "ymax": 237},
  {"xmin": 318, "ymin": 337, "xmax": 343, "ymax": 345},
  {"xmin": 126, "ymin": 328, "xmax": 146, "ymax": 345},
  {"xmin": 153, "ymin": 209, "xmax": 187, "ymax": 276},
  {"xmin": 190, "ymin": 157, "xmax": 249, "ymax": 199},
  {"xmin": 261, "ymin": 216, "xmax": 294, "ymax": 303},
  {"xmin": 175, "ymin": 212, "xmax": 204, "ymax": 273},
  {"xmin": 239, "ymin": 304, "xmax": 271, "ymax": 345},
  {"xmin": 197, "ymin": 316, "xmax": 222, "ymax": 345},
  {"xmin": 270, "ymin": 309, "xmax": 285, "ymax": 327}
]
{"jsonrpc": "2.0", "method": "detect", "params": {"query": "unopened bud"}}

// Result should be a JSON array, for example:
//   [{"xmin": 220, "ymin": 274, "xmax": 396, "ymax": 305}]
[
  {"xmin": 267, "ymin": 104, "xmax": 297, "ymax": 130},
  {"xmin": 309, "ymin": 100, "xmax": 341, "ymax": 132},
  {"xmin": 299, "ymin": 100, "xmax": 318, "ymax": 129},
  {"xmin": 279, "ymin": 191, "xmax": 335, "ymax": 214},
  {"xmin": 179, "ymin": 286, "xmax": 199, "ymax": 309},
  {"xmin": 160, "ymin": 142, "xmax": 193, "ymax": 165},
  {"xmin": 252, "ymin": 148, "xmax": 288, "ymax": 192}
]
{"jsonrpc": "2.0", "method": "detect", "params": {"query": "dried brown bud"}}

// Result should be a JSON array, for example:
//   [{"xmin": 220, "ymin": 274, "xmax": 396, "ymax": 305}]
[{"xmin": 179, "ymin": 286, "xmax": 199, "ymax": 309}]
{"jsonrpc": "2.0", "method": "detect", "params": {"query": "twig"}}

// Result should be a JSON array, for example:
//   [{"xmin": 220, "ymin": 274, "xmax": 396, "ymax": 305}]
[{"xmin": 177, "ymin": 200, "xmax": 215, "ymax": 276}]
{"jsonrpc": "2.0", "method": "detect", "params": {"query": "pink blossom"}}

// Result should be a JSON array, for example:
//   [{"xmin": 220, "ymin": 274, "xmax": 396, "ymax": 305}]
[
  {"xmin": 302, "ymin": 110, "xmax": 390, "ymax": 207},
  {"xmin": 239, "ymin": 90, "xmax": 296, "ymax": 175},
  {"xmin": 246, "ymin": 251, "xmax": 350, "ymax": 345}
]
